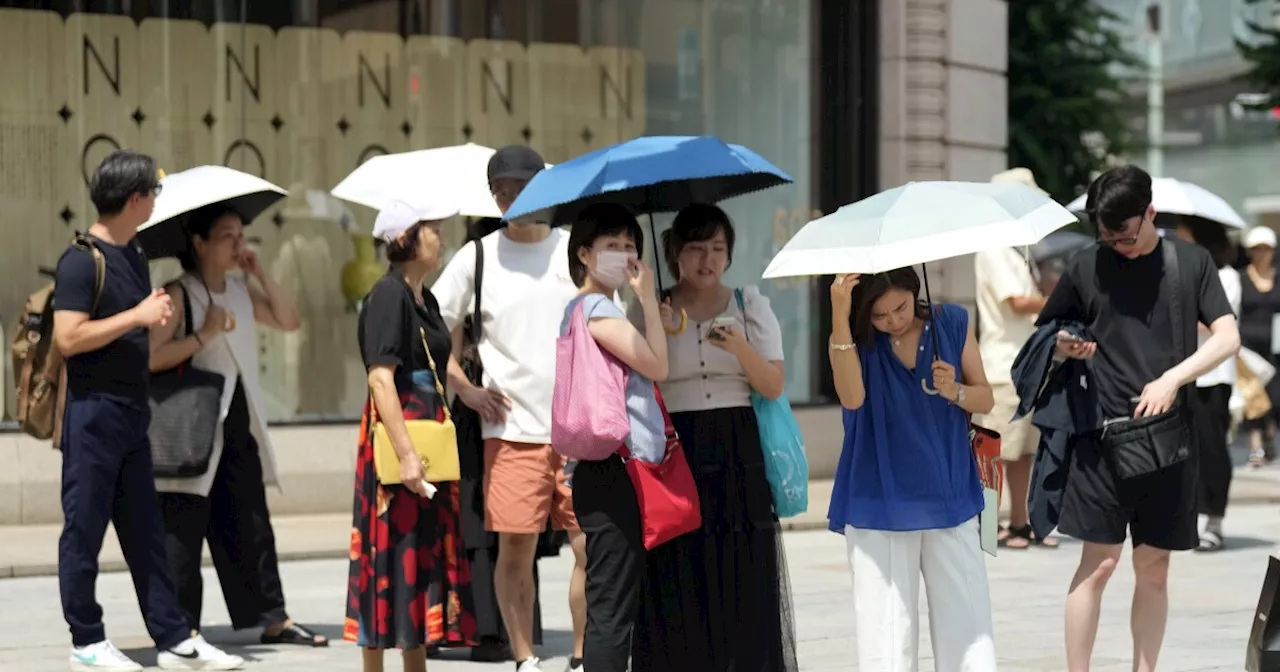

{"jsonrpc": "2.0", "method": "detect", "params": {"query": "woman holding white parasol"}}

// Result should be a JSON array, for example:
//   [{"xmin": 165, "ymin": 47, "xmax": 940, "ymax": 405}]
[{"xmin": 764, "ymin": 180, "xmax": 1077, "ymax": 671}]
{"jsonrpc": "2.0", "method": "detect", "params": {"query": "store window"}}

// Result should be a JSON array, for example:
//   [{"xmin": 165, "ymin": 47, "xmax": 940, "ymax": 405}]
[{"xmin": 0, "ymin": 0, "xmax": 813, "ymax": 425}]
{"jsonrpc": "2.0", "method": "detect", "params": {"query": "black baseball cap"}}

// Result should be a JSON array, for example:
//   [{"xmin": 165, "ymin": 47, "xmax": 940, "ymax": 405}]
[{"xmin": 487, "ymin": 145, "xmax": 545, "ymax": 184}]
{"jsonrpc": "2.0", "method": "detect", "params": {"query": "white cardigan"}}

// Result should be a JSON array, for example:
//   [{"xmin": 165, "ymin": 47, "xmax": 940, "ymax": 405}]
[{"xmin": 154, "ymin": 273, "xmax": 278, "ymax": 497}]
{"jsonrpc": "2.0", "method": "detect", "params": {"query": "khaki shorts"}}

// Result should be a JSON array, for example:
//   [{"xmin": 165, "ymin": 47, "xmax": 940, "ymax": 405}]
[
  {"xmin": 483, "ymin": 439, "xmax": 578, "ymax": 534},
  {"xmin": 972, "ymin": 384, "xmax": 1040, "ymax": 461}
]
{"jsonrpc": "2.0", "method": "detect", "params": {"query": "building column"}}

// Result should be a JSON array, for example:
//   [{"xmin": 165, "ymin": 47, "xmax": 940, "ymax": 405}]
[{"xmin": 879, "ymin": 0, "xmax": 1008, "ymax": 307}]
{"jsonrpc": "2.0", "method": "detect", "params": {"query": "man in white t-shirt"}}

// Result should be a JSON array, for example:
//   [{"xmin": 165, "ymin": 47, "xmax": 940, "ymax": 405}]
[
  {"xmin": 972, "ymin": 168, "xmax": 1057, "ymax": 550},
  {"xmin": 433, "ymin": 146, "xmax": 586, "ymax": 672}
]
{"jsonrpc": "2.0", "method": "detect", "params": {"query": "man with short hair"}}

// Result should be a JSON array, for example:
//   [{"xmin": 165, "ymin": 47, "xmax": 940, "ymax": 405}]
[
  {"xmin": 54, "ymin": 150, "xmax": 244, "ymax": 672},
  {"xmin": 433, "ymin": 145, "xmax": 587, "ymax": 672},
  {"xmin": 1039, "ymin": 165, "xmax": 1240, "ymax": 672}
]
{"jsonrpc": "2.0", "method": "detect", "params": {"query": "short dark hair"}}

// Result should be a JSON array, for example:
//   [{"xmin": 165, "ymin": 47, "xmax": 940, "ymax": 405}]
[
  {"xmin": 849, "ymin": 267, "xmax": 932, "ymax": 348},
  {"xmin": 89, "ymin": 150, "xmax": 158, "ymax": 217},
  {"xmin": 384, "ymin": 221, "xmax": 425, "ymax": 263},
  {"xmin": 567, "ymin": 203, "xmax": 644, "ymax": 287},
  {"xmin": 177, "ymin": 204, "xmax": 241, "ymax": 272},
  {"xmin": 661, "ymin": 204, "xmax": 736, "ymax": 281},
  {"xmin": 1085, "ymin": 165, "xmax": 1152, "ymax": 233}
]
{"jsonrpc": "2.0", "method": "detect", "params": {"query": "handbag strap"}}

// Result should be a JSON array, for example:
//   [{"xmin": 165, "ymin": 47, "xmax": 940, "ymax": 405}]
[
  {"xmin": 1163, "ymin": 240, "xmax": 1185, "ymax": 361},
  {"xmin": 368, "ymin": 327, "xmax": 452, "ymax": 430},
  {"xmin": 1162, "ymin": 240, "xmax": 1188, "ymax": 412},
  {"xmin": 734, "ymin": 287, "xmax": 749, "ymax": 343}
]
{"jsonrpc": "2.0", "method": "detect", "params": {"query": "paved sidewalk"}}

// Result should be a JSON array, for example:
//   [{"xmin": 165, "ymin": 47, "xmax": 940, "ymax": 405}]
[
  {"xmin": 1, "ymin": 504, "xmax": 1278, "ymax": 671},
  {"xmin": 3, "ymin": 468, "xmax": 1279, "ymax": 579}
]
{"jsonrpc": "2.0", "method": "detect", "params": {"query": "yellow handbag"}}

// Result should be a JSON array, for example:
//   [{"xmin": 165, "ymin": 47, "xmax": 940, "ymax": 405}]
[{"xmin": 370, "ymin": 328, "xmax": 461, "ymax": 484}]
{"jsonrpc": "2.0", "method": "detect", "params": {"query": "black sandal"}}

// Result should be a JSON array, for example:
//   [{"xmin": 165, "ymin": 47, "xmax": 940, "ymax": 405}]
[
  {"xmin": 260, "ymin": 623, "xmax": 328, "ymax": 647},
  {"xmin": 1004, "ymin": 524, "xmax": 1059, "ymax": 549}
]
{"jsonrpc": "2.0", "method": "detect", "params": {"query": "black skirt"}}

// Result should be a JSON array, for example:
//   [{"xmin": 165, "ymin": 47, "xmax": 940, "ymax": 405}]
[{"xmin": 632, "ymin": 406, "xmax": 798, "ymax": 672}]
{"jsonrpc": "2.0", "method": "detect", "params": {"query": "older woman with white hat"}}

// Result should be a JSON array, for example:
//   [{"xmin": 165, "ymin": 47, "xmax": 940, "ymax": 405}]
[
  {"xmin": 1239, "ymin": 226, "xmax": 1280, "ymax": 470},
  {"xmin": 344, "ymin": 197, "xmax": 479, "ymax": 672}
]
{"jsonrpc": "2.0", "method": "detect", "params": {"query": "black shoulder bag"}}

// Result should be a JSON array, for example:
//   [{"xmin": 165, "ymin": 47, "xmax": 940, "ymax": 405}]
[
  {"xmin": 1097, "ymin": 241, "xmax": 1193, "ymax": 480},
  {"xmin": 148, "ymin": 283, "xmax": 227, "ymax": 478}
]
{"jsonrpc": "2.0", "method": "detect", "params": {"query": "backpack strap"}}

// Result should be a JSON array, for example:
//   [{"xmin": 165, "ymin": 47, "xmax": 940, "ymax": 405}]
[
  {"xmin": 470, "ymin": 239, "xmax": 484, "ymax": 344},
  {"xmin": 71, "ymin": 233, "xmax": 107, "ymax": 316}
]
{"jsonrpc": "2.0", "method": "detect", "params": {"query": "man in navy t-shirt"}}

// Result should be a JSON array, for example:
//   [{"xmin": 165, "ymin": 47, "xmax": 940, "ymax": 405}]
[{"xmin": 52, "ymin": 150, "xmax": 244, "ymax": 671}]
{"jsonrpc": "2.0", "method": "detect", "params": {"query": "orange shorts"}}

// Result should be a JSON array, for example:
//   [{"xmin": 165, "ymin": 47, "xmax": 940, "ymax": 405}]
[{"xmin": 483, "ymin": 439, "xmax": 578, "ymax": 534}]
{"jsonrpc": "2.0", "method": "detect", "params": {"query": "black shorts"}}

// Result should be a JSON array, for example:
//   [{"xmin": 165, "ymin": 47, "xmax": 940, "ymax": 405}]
[{"xmin": 1056, "ymin": 433, "xmax": 1198, "ymax": 551}]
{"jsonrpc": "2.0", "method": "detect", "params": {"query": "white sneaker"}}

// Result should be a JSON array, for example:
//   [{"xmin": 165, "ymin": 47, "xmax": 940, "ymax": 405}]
[
  {"xmin": 69, "ymin": 640, "xmax": 143, "ymax": 672},
  {"xmin": 516, "ymin": 657, "xmax": 543, "ymax": 672},
  {"xmin": 157, "ymin": 635, "xmax": 245, "ymax": 670}
]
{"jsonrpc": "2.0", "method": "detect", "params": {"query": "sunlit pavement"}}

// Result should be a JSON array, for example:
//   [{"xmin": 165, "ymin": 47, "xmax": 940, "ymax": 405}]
[{"xmin": 1, "ymin": 504, "xmax": 1275, "ymax": 671}]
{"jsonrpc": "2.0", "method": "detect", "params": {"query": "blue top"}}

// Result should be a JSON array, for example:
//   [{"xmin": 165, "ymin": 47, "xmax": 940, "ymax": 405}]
[
  {"xmin": 560, "ymin": 293, "xmax": 666, "ymax": 464},
  {"xmin": 827, "ymin": 303, "xmax": 984, "ymax": 533}
]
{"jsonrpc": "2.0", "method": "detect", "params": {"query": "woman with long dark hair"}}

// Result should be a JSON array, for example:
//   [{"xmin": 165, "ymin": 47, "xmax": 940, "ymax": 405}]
[
  {"xmin": 826, "ymin": 268, "xmax": 997, "ymax": 671},
  {"xmin": 149, "ymin": 204, "xmax": 319, "ymax": 655},
  {"xmin": 344, "ymin": 198, "xmax": 477, "ymax": 672}
]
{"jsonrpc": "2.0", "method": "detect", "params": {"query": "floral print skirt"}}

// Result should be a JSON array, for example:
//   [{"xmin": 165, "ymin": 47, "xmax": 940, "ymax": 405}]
[{"xmin": 343, "ymin": 398, "xmax": 478, "ymax": 650}]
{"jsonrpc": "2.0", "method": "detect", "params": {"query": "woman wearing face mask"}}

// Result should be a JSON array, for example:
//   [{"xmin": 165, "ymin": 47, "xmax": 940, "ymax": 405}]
[
  {"xmin": 559, "ymin": 203, "xmax": 670, "ymax": 672},
  {"xmin": 625, "ymin": 204, "xmax": 797, "ymax": 672},
  {"xmin": 827, "ymin": 268, "xmax": 997, "ymax": 672},
  {"xmin": 149, "ymin": 204, "xmax": 318, "ymax": 656}
]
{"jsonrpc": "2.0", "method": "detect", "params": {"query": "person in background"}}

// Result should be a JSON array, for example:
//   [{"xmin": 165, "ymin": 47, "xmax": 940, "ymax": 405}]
[
  {"xmin": 827, "ymin": 268, "xmax": 998, "ymax": 672},
  {"xmin": 561, "ymin": 203, "xmax": 668, "ymax": 672},
  {"xmin": 432, "ymin": 145, "xmax": 588, "ymax": 672},
  {"xmin": 1238, "ymin": 226, "xmax": 1280, "ymax": 468},
  {"xmin": 1172, "ymin": 217, "xmax": 1241, "ymax": 552},
  {"xmin": 345, "ymin": 197, "xmax": 477, "ymax": 672},
  {"xmin": 148, "ymin": 205, "xmax": 321, "ymax": 647},
  {"xmin": 628, "ymin": 204, "xmax": 798, "ymax": 672},
  {"xmin": 1041, "ymin": 166, "xmax": 1238, "ymax": 672},
  {"xmin": 54, "ymin": 150, "xmax": 243, "ymax": 671},
  {"xmin": 972, "ymin": 167, "xmax": 1058, "ymax": 550}
]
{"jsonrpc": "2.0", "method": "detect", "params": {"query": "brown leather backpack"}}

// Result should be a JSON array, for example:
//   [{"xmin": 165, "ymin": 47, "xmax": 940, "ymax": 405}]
[{"xmin": 10, "ymin": 235, "xmax": 104, "ymax": 449}]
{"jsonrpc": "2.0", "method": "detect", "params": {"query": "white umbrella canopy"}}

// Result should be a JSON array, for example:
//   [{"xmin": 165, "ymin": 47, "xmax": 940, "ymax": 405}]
[
  {"xmin": 1064, "ymin": 177, "xmax": 1247, "ymax": 229},
  {"xmin": 762, "ymin": 181, "xmax": 1077, "ymax": 278},
  {"xmin": 331, "ymin": 143, "xmax": 552, "ymax": 219},
  {"xmin": 137, "ymin": 165, "xmax": 288, "ymax": 259}
]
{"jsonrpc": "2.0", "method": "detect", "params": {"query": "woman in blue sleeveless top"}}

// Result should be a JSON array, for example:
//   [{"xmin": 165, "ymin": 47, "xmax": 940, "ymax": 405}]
[{"xmin": 826, "ymin": 268, "xmax": 998, "ymax": 672}]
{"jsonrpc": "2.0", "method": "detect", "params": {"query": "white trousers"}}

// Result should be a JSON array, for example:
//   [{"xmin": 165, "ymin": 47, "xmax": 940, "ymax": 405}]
[{"xmin": 845, "ymin": 517, "xmax": 997, "ymax": 672}]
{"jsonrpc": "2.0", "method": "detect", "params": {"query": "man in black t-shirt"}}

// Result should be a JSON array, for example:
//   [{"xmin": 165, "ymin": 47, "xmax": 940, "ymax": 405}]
[
  {"xmin": 1039, "ymin": 165, "xmax": 1239, "ymax": 672},
  {"xmin": 53, "ymin": 151, "xmax": 244, "ymax": 671}
]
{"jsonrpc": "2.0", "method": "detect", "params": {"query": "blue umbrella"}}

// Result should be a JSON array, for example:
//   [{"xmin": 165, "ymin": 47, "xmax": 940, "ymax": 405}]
[{"xmin": 502, "ymin": 135, "xmax": 793, "ymax": 225}]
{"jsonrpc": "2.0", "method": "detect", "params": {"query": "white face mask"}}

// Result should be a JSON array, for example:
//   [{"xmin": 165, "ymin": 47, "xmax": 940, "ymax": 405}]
[{"xmin": 592, "ymin": 250, "xmax": 634, "ymax": 289}]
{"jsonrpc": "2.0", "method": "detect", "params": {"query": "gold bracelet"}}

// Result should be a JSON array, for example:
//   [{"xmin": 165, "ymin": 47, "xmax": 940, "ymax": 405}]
[
  {"xmin": 663, "ymin": 308, "xmax": 688, "ymax": 335},
  {"xmin": 829, "ymin": 342, "xmax": 855, "ymax": 351}
]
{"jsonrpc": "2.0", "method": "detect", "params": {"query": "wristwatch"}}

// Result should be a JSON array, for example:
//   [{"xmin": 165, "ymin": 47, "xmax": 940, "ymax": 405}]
[{"xmin": 955, "ymin": 385, "xmax": 967, "ymax": 405}]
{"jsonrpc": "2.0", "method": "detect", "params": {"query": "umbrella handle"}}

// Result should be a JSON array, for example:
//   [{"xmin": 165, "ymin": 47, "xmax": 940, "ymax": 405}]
[
  {"xmin": 647, "ymin": 200, "xmax": 664, "ymax": 295},
  {"xmin": 921, "ymin": 263, "xmax": 943, "ymax": 396}
]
